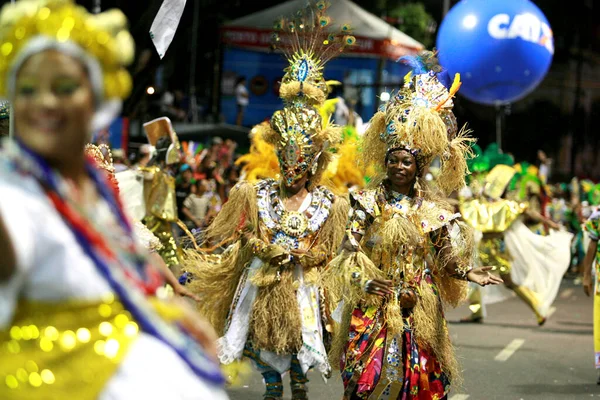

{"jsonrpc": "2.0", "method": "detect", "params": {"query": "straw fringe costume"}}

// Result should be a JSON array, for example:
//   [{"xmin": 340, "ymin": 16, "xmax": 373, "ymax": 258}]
[
  {"xmin": 324, "ymin": 53, "xmax": 477, "ymax": 400},
  {"xmin": 183, "ymin": 2, "xmax": 354, "ymax": 398}
]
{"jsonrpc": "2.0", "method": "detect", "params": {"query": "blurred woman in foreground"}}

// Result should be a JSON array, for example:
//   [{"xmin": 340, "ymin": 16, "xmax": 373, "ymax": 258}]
[{"xmin": 0, "ymin": 1, "xmax": 226, "ymax": 398}]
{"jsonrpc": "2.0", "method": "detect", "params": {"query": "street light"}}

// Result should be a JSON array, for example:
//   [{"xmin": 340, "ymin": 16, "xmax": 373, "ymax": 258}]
[{"xmin": 146, "ymin": 86, "xmax": 155, "ymax": 95}]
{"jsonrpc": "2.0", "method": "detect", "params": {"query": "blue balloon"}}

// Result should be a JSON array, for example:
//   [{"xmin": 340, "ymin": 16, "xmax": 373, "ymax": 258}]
[{"xmin": 436, "ymin": 0, "xmax": 554, "ymax": 105}]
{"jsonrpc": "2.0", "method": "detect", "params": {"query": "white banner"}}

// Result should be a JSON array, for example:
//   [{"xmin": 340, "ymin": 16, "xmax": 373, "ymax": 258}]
[{"xmin": 149, "ymin": 0, "xmax": 188, "ymax": 59}]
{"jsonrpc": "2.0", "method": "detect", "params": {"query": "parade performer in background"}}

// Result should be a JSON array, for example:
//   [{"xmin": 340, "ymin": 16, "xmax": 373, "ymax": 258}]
[
  {"xmin": 508, "ymin": 161, "xmax": 549, "ymax": 235},
  {"xmin": 139, "ymin": 116, "xmax": 183, "ymax": 267},
  {"xmin": 460, "ymin": 164, "xmax": 572, "ymax": 325},
  {"xmin": 0, "ymin": 0, "xmax": 226, "ymax": 398},
  {"xmin": 183, "ymin": 2, "xmax": 353, "ymax": 399},
  {"xmin": 324, "ymin": 52, "xmax": 502, "ymax": 400},
  {"xmin": 85, "ymin": 143, "xmax": 200, "ymax": 302},
  {"xmin": 583, "ymin": 209, "xmax": 600, "ymax": 384}
]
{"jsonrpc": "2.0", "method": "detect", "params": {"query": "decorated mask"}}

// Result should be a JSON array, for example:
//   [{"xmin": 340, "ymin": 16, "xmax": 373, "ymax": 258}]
[{"xmin": 271, "ymin": 103, "xmax": 323, "ymax": 186}]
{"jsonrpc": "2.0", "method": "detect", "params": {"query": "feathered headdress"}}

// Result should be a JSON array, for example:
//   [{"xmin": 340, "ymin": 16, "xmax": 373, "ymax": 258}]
[
  {"xmin": 253, "ymin": 0, "xmax": 353, "ymax": 188},
  {"xmin": 362, "ymin": 50, "xmax": 473, "ymax": 195},
  {"xmin": 272, "ymin": 0, "xmax": 355, "ymax": 106}
]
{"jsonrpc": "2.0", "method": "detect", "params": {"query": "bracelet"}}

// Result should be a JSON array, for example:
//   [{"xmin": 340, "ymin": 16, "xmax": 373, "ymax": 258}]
[{"xmin": 451, "ymin": 265, "xmax": 473, "ymax": 281}]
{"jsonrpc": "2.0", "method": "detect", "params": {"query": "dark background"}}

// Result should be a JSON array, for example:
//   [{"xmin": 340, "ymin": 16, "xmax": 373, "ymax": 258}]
[{"xmin": 3, "ymin": 0, "xmax": 599, "ymax": 180}]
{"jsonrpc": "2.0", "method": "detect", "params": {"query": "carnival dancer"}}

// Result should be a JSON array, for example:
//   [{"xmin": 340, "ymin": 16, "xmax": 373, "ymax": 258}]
[
  {"xmin": 182, "ymin": 2, "xmax": 354, "ymax": 399},
  {"xmin": 459, "ymin": 164, "xmax": 572, "ymax": 325},
  {"xmin": 85, "ymin": 143, "xmax": 201, "ymax": 302},
  {"xmin": 582, "ymin": 208, "xmax": 600, "ymax": 384},
  {"xmin": 0, "ymin": 1, "xmax": 226, "ymax": 398},
  {"xmin": 324, "ymin": 52, "xmax": 502, "ymax": 400},
  {"xmin": 138, "ymin": 116, "xmax": 184, "ymax": 267}
]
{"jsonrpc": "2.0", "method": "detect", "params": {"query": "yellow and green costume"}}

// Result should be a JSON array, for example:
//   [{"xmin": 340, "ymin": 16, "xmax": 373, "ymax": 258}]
[{"xmin": 584, "ymin": 212, "xmax": 600, "ymax": 369}]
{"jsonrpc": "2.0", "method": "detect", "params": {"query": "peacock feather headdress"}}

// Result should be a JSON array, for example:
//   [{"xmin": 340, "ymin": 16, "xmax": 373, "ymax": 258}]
[
  {"xmin": 251, "ymin": 0, "xmax": 353, "ymax": 188},
  {"xmin": 272, "ymin": 0, "xmax": 355, "ymax": 107}
]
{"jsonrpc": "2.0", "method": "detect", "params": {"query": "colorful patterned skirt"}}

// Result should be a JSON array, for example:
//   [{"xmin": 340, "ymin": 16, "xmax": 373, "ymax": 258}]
[{"xmin": 341, "ymin": 302, "xmax": 450, "ymax": 400}]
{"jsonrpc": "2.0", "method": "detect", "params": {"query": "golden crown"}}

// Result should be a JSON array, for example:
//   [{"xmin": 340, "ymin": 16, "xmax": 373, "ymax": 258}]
[
  {"xmin": 84, "ymin": 143, "xmax": 114, "ymax": 173},
  {"xmin": 0, "ymin": 0, "xmax": 134, "ymax": 99}
]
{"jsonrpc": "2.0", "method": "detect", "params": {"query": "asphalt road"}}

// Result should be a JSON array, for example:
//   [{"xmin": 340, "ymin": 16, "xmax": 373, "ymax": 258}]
[{"xmin": 226, "ymin": 279, "xmax": 598, "ymax": 400}]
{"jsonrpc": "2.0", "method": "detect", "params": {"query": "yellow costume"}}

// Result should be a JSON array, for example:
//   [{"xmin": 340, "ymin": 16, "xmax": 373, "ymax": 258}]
[
  {"xmin": 460, "ymin": 165, "xmax": 572, "ymax": 324},
  {"xmin": 141, "ymin": 117, "xmax": 182, "ymax": 267},
  {"xmin": 583, "ymin": 211, "xmax": 600, "ymax": 373}
]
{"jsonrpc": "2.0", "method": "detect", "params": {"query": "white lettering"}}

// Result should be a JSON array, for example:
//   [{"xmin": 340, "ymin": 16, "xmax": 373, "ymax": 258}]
[
  {"xmin": 507, "ymin": 13, "xmax": 540, "ymax": 42},
  {"xmin": 488, "ymin": 13, "xmax": 553, "ymax": 54},
  {"xmin": 488, "ymin": 14, "xmax": 510, "ymax": 39},
  {"xmin": 540, "ymin": 22, "xmax": 554, "ymax": 54}
]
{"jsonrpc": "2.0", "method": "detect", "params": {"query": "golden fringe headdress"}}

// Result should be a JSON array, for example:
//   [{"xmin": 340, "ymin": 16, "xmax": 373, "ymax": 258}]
[
  {"xmin": 0, "ymin": 0, "xmax": 134, "ymax": 100},
  {"xmin": 362, "ymin": 51, "xmax": 474, "ymax": 195}
]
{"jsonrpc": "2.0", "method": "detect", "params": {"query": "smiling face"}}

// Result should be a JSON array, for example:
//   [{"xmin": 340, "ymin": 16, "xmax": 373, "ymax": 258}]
[
  {"xmin": 13, "ymin": 50, "xmax": 95, "ymax": 166},
  {"xmin": 386, "ymin": 149, "xmax": 418, "ymax": 191}
]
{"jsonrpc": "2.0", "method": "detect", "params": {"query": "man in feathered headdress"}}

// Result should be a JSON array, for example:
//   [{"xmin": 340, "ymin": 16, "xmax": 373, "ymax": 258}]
[{"xmin": 182, "ymin": 2, "xmax": 354, "ymax": 398}]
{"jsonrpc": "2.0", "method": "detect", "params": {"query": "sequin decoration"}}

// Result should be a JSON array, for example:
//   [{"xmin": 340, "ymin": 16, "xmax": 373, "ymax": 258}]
[
  {"xmin": 281, "ymin": 211, "xmax": 309, "ymax": 238},
  {"xmin": 271, "ymin": 103, "xmax": 322, "ymax": 186},
  {"xmin": 255, "ymin": 179, "xmax": 333, "ymax": 248},
  {"xmin": 296, "ymin": 58, "xmax": 309, "ymax": 82},
  {"xmin": 272, "ymin": 231, "xmax": 299, "ymax": 250},
  {"xmin": 0, "ymin": 298, "xmax": 137, "ymax": 398},
  {"xmin": 0, "ymin": 0, "xmax": 134, "ymax": 99}
]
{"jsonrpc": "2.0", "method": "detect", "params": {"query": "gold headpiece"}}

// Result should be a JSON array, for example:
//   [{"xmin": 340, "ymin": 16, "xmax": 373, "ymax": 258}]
[
  {"xmin": 483, "ymin": 164, "xmax": 517, "ymax": 200},
  {"xmin": 271, "ymin": 102, "xmax": 323, "ymax": 186},
  {"xmin": 252, "ymin": 1, "xmax": 352, "ymax": 188},
  {"xmin": 84, "ymin": 143, "xmax": 114, "ymax": 173},
  {"xmin": 0, "ymin": 0, "xmax": 134, "ymax": 99},
  {"xmin": 272, "ymin": 0, "xmax": 355, "ymax": 107},
  {"xmin": 362, "ymin": 51, "xmax": 473, "ymax": 195},
  {"xmin": 143, "ymin": 117, "xmax": 181, "ymax": 165}
]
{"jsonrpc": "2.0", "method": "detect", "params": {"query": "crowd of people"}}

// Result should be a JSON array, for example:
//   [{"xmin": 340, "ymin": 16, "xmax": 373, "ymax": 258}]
[{"xmin": 0, "ymin": 1, "xmax": 599, "ymax": 400}]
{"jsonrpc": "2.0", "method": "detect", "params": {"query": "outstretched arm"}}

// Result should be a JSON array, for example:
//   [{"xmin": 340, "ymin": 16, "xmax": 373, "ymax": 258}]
[
  {"xmin": 525, "ymin": 208, "xmax": 561, "ymax": 230},
  {"xmin": 149, "ymin": 252, "xmax": 201, "ymax": 302},
  {"xmin": 435, "ymin": 227, "xmax": 503, "ymax": 287}
]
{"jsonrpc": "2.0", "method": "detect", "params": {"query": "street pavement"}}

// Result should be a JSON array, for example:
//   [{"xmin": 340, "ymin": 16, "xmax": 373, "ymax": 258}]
[{"xmin": 226, "ymin": 279, "xmax": 598, "ymax": 400}]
